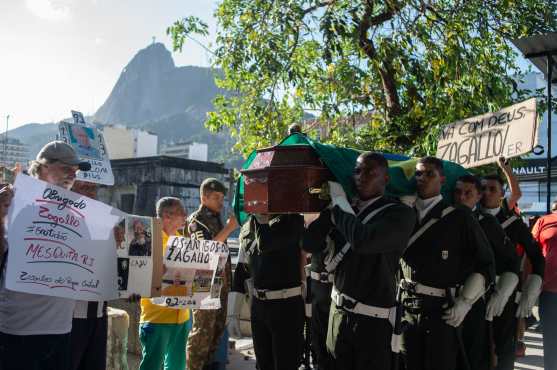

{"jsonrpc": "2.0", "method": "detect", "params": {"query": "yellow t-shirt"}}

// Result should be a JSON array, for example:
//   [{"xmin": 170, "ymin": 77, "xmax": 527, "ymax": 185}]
[{"xmin": 140, "ymin": 231, "xmax": 191, "ymax": 324}]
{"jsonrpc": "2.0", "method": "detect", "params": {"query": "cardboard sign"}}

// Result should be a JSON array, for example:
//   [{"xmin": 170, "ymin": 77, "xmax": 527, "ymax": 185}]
[
  {"xmin": 5, "ymin": 174, "xmax": 124, "ymax": 300},
  {"xmin": 71, "ymin": 110, "xmax": 86, "ymax": 124},
  {"xmin": 150, "ymin": 237, "xmax": 229, "ymax": 309},
  {"xmin": 436, "ymin": 98, "xmax": 538, "ymax": 168},
  {"xmin": 58, "ymin": 111, "xmax": 115, "ymax": 185},
  {"xmin": 115, "ymin": 215, "xmax": 163, "ymax": 298}
]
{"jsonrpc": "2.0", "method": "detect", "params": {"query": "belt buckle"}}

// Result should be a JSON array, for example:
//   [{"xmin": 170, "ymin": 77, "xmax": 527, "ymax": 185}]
[
  {"xmin": 320, "ymin": 272, "xmax": 330, "ymax": 283},
  {"xmin": 256, "ymin": 290, "xmax": 267, "ymax": 300},
  {"xmin": 401, "ymin": 280, "xmax": 417, "ymax": 293},
  {"xmin": 338, "ymin": 294, "xmax": 356, "ymax": 310}
]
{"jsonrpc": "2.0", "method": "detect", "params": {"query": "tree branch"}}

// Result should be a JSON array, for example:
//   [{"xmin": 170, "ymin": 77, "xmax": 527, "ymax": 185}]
[{"xmin": 357, "ymin": 0, "xmax": 403, "ymax": 119}]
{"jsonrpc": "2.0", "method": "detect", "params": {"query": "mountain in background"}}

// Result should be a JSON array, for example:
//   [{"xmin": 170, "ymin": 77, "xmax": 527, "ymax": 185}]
[
  {"xmin": 94, "ymin": 43, "xmax": 221, "ymax": 127},
  {"xmin": 7, "ymin": 123, "xmax": 59, "ymax": 160},
  {"xmin": 8, "ymin": 42, "xmax": 242, "ymax": 167}
]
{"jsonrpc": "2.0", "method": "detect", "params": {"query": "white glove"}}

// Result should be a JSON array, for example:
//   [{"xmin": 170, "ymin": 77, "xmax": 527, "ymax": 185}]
[
  {"xmin": 443, "ymin": 296, "xmax": 473, "ymax": 327},
  {"xmin": 516, "ymin": 274, "xmax": 543, "ymax": 318},
  {"xmin": 328, "ymin": 181, "xmax": 355, "ymax": 215},
  {"xmin": 227, "ymin": 291, "xmax": 245, "ymax": 338},
  {"xmin": 443, "ymin": 273, "xmax": 485, "ymax": 327},
  {"xmin": 486, "ymin": 272, "xmax": 519, "ymax": 321}
]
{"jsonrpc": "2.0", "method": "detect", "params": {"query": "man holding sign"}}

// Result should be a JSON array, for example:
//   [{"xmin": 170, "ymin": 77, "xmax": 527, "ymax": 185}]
[
  {"xmin": 139, "ymin": 197, "xmax": 191, "ymax": 370},
  {"xmin": 0, "ymin": 141, "xmax": 92, "ymax": 370}
]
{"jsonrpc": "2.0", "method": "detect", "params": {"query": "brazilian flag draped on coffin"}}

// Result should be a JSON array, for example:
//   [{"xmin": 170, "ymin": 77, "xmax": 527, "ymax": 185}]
[{"xmin": 233, "ymin": 133, "xmax": 468, "ymax": 224}]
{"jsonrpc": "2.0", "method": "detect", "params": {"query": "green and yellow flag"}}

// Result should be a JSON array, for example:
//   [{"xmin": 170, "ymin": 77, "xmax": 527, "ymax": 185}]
[{"xmin": 233, "ymin": 133, "xmax": 468, "ymax": 223}]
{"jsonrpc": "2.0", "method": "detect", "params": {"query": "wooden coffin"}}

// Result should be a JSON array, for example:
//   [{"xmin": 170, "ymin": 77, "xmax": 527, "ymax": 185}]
[{"xmin": 241, "ymin": 145, "xmax": 334, "ymax": 213}]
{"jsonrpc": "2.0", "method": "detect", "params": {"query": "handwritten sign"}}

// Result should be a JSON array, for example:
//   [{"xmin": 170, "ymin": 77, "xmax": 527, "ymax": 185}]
[
  {"xmin": 58, "ymin": 111, "xmax": 114, "ymax": 185},
  {"xmin": 5, "ymin": 174, "xmax": 124, "ymax": 300},
  {"xmin": 436, "ymin": 98, "xmax": 538, "ymax": 168},
  {"xmin": 115, "ymin": 215, "xmax": 163, "ymax": 298},
  {"xmin": 151, "ymin": 237, "xmax": 229, "ymax": 309}
]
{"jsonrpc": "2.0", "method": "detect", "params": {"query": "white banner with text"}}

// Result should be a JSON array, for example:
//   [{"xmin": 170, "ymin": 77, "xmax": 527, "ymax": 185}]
[
  {"xmin": 151, "ymin": 237, "xmax": 229, "ymax": 309},
  {"xmin": 436, "ymin": 98, "xmax": 538, "ymax": 168},
  {"xmin": 5, "ymin": 174, "xmax": 123, "ymax": 300}
]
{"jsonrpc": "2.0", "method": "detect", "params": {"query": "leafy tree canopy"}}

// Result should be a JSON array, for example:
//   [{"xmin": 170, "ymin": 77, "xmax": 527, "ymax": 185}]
[{"xmin": 169, "ymin": 1, "xmax": 556, "ymax": 157}]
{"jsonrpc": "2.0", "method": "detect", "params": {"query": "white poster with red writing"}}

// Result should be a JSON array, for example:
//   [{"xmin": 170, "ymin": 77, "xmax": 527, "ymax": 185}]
[{"xmin": 5, "ymin": 174, "xmax": 124, "ymax": 300}]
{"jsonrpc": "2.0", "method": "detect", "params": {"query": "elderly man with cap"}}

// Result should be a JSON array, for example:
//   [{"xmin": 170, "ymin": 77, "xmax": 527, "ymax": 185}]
[
  {"xmin": 186, "ymin": 178, "xmax": 239, "ymax": 370},
  {"xmin": 0, "ymin": 141, "xmax": 91, "ymax": 370}
]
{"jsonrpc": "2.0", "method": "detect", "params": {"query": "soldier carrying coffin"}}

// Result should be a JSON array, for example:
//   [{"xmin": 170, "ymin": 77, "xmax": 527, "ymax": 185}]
[{"xmin": 303, "ymin": 152, "xmax": 416, "ymax": 370}]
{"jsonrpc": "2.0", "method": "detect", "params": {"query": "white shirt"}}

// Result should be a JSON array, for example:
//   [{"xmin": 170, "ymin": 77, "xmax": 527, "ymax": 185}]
[
  {"xmin": 353, "ymin": 195, "xmax": 382, "ymax": 216},
  {"xmin": 415, "ymin": 194, "xmax": 443, "ymax": 222},
  {"xmin": 482, "ymin": 207, "xmax": 500, "ymax": 216}
]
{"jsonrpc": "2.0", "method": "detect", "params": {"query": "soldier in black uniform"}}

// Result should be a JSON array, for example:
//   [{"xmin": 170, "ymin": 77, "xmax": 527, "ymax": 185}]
[
  {"xmin": 454, "ymin": 175, "xmax": 521, "ymax": 370},
  {"xmin": 303, "ymin": 152, "xmax": 416, "ymax": 370},
  {"xmin": 186, "ymin": 178, "xmax": 239, "ymax": 370},
  {"xmin": 480, "ymin": 173, "xmax": 545, "ymax": 370},
  {"xmin": 401, "ymin": 156, "xmax": 495, "ymax": 370},
  {"xmin": 234, "ymin": 213, "xmax": 306, "ymax": 370},
  {"xmin": 307, "ymin": 246, "xmax": 334, "ymax": 370}
]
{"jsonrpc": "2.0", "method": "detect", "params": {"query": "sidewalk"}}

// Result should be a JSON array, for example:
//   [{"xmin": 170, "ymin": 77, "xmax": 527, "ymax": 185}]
[
  {"xmin": 514, "ymin": 330, "xmax": 544, "ymax": 370},
  {"xmin": 228, "ymin": 338, "xmax": 256, "ymax": 370},
  {"xmin": 227, "ymin": 332, "xmax": 545, "ymax": 370}
]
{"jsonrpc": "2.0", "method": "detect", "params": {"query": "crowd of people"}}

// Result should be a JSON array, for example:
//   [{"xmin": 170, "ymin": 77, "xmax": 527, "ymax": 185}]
[
  {"xmin": 0, "ymin": 141, "xmax": 239, "ymax": 370},
  {"xmin": 0, "ymin": 138, "xmax": 555, "ymax": 370}
]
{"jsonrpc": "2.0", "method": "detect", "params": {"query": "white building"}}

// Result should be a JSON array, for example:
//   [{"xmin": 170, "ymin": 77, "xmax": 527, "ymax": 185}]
[
  {"xmin": 102, "ymin": 125, "xmax": 158, "ymax": 160},
  {"xmin": 518, "ymin": 72, "xmax": 557, "ymax": 158},
  {"xmin": 512, "ymin": 72, "xmax": 557, "ymax": 213},
  {"xmin": 159, "ymin": 141, "xmax": 208, "ymax": 161},
  {"xmin": 0, "ymin": 138, "xmax": 29, "ymax": 168}
]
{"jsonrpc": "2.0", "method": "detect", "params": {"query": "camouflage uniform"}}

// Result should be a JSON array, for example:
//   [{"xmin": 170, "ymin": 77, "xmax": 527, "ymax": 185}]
[{"xmin": 186, "ymin": 205, "xmax": 231, "ymax": 370}]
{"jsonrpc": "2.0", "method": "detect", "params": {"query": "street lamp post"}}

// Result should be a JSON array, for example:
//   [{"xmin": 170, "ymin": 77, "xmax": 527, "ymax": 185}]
[
  {"xmin": 512, "ymin": 33, "xmax": 557, "ymax": 214},
  {"xmin": 549, "ymin": 58, "xmax": 553, "ymax": 214}
]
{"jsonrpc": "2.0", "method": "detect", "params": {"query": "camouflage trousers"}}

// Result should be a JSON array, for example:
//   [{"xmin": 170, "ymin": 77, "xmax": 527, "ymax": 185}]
[{"xmin": 186, "ymin": 269, "xmax": 230, "ymax": 370}]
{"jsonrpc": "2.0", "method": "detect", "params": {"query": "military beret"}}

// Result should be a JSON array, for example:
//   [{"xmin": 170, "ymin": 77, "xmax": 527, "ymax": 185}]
[{"xmin": 200, "ymin": 178, "xmax": 227, "ymax": 194}]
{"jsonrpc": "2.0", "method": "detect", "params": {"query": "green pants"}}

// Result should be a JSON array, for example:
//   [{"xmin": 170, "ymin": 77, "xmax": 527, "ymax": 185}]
[{"xmin": 139, "ymin": 321, "xmax": 190, "ymax": 370}]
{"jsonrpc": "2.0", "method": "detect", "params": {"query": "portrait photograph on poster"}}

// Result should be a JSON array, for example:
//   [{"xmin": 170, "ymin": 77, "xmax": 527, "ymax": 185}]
[
  {"xmin": 67, "ymin": 123, "xmax": 102, "ymax": 160},
  {"xmin": 58, "ymin": 115, "xmax": 115, "ymax": 186},
  {"xmin": 114, "ymin": 215, "xmax": 162, "ymax": 298},
  {"xmin": 127, "ymin": 217, "xmax": 152, "ymax": 257}
]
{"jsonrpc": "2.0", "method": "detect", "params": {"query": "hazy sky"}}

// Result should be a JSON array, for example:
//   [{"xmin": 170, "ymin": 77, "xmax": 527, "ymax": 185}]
[
  {"xmin": 0, "ymin": 0, "xmax": 217, "ymax": 130},
  {"xmin": 0, "ymin": 1, "xmax": 540, "ymax": 132}
]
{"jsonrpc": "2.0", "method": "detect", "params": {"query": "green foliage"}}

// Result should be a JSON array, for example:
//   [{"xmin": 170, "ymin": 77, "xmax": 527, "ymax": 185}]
[
  {"xmin": 170, "ymin": 0, "xmax": 556, "ymax": 157},
  {"xmin": 167, "ymin": 16, "xmax": 209, "ymax": 52}
]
